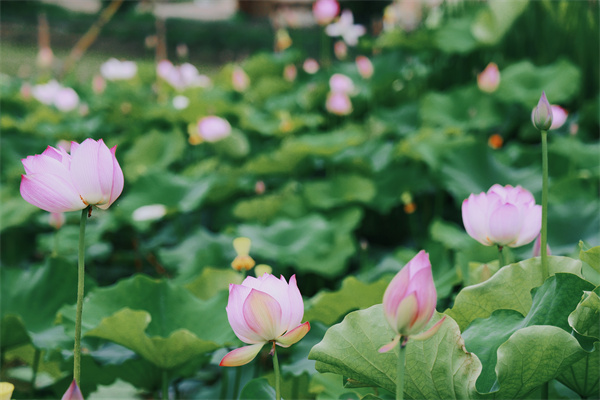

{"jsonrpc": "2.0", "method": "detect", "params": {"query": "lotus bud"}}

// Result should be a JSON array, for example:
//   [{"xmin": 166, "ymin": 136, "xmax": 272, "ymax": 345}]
[
  {"xmin": 92, "ymin": 75, "xmax": 106, "ymax": 94},
  {"xmin": 549, "ymin": 105, "xmax": 567, "ymax": 130},
  {"xmin": 355, "ymin": 55, "xmax": 374, "ymax": 79},
  {"xmin": 532, "ymin": 233, "xmax": 551, "ymax": 258},
  {"xmin": 49, "ymin": 212, "xmax": 65, "ymax": 229},
  {"xmin": 334, "ymin": 40, "xmax": 347, "ymax": 60},
  {"xmin": 231, "ymin": 237, "xmax": 256, "ymax": 272},
  {"xmin": 326, "ymin": 92, "xmax": 352, "ymax": 115},
  {"xmin": 197, "ymin": 116, "xmax": 232, "ymax": 143},
  {"xmin": 61, "ymin": 380, "xmax": 84, "ymax": 400},
  {"xmin": 329, "ymin": 73, "xmax": 354, "ymax": 94},
  {"xmin": 313, "ymin": 0, "xmax": 339, "ymax": 25},
  {"xmin": 477, "ymin": 62, "xmax": 500, "ymax": 93},
  {"xmin": 303, "ymin": 58, "xmax": 320, "ymax": 74},
  {"xmin": 232, "ymin": 67, "xmax": 250, "ymax": 92},
  {"xmin": 532, "ymin": 91, "xmax": 553, "ymax": 131}
]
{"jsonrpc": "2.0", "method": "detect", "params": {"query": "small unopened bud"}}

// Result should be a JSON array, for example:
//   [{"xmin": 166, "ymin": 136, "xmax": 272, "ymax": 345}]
[
  {"xmin": 231, "ymin": 237, "xmax": 256, "ymax": 272},
  {"xmin": 531, "ymin": 91, "xmax": 553, "ymax": 131}
]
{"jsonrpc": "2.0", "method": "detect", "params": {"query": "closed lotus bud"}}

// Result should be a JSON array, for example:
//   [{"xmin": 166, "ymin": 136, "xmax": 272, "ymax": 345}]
[
  {"xmin": 462, "ymin": 184, "xmax": 541, "ymax": 248},
  {"xmin": 0, "ymin": 382, "xmax": 15, "ymax": 400},
  {"xmin": 329, "ymin": 73, "xmax": 354, "ymax": 94},
  {"xmin": 232, "ymin": 67, "xmax": 250, "ymax": 92},
  {"xmin": 313, "ymin": 0, "xmax": 339, "ymax": 25},
  {"xmin": 231, "ymin": 237, "xmax": 256, "ymax": 272},
  {"xmin": 92, "ymin": 75, "xmax": 106, "ymax": 94},
  {"xmin": 531, "ymin": 91, "xmax": 553, "ymax": 131},
  {"xmin": 326, "ymin": 92, "xmax": 352, "ymax": 115},
  {"xmin": 355, "ymin": 55, "xmax": 374, "ymax": 79},
  {"xmin": 477, "ymin": 62, "xmax": 500, "ymax": 93}
]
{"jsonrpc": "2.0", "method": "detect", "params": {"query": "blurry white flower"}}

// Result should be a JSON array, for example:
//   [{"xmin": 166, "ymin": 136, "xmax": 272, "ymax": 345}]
[
  {"xmin": 172, "ymin": 95, "xmax": 190, "ymax": 110},
  {"xmin": 133, "ymin": 204, "xmax": 167, "ymax": 222},
  {"xmin": 325, "ymin": 10, "xmax": 366, "ymax": 46},
  {"xmin": 32, "ymin": 80, "xmax": 62, "ymax": 105},
  {"xmin": 232, "ymin": 66, "xmax": 250, "ymax": 92},
  {"xmin": 158, "ymin": 60, "xmax": 211, "ymax": 91},
  {"xmin": 100, "ymin": 58, "xmax": 137, "ymax": 81},
  {"xmin": 32, "ymin": 80, "xmax": 79, "ymax": 111}
]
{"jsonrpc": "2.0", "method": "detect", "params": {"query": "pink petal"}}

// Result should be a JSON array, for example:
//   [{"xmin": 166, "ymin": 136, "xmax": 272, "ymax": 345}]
[
  {"xmin": 22, "ymin": 153, "xmax": 70, "ymax": 180},
  {"xmin": 276, "ymin": 321, "xmax": 310, "ymax": 347},
  {"xmin": 378, "ymin": 335, "xmax": 400, "ymax": 353},
  {"xmin": 488, "ymin": 203, "xmax": 522, "ymax": 246},
  {"xmin": 393, "ymin": 292, "xmax": 418, "ymax": 335},
  {"xmin": 219, "ymin": 343, "xmax": 265, "ymax": 367},
  {"xmin": 512, "ymin": 204, "xmax": 542, "ymax": 247},
  {"xmin": 255, "ymin": 274, "xmax": 292, "ymax": 331},
  {"xmin": 226, "ymin": 285, "xmax": 264, "ymax": 344},
  {"xmin": 61, "ymin": 380, "xmax": 84, "ymax": 400},
  {"xmin": 286, "ymin": 275, "xmax": 304, "ymax": 331},
  {"xmin": 96, "ymin": 145, "xmax": 124, "ymax": 210},
  {"xmin": 382, "ymin": 265, "xmax": 410, "ymax": 324},
  {"xmin": 410, "ymin": 316, "xmax": 446, "ymax": 341},
  {"xmin": 70, "ymin": 139, "xmax": 113, "ymax": 206},
  {"xmin": 462, "ymin": 193, "xmax": 491, "ymax": 246},
  {"xmin": 21, "ymin": 174, "xmax": 86, "ymax": 213},
  {"xmin": 243, "ymin": 289, "xmax": 283, "ymax": 341}
]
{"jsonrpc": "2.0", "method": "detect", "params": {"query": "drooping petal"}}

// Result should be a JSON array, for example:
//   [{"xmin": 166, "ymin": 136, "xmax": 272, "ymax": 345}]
[
  {"xmin": 378, "ymin": 334, "xmax": 400, "ymax": 353},
  {"xmin": 276, "ymin": 321, "xmax": 310, "ymax": 347},
  {"xmin": 410, "ymin": 316, "xmax": 446, "ymax": 341},
  {"xmin": 243, "ymin": 289, "xmax": 283, "ymax": 341},
  {"xmin": 226, "ymin": 285, "xmax": 263, "ymax": 344},
  {"xmin": 21, "ymin": 174, "xmax": 86, "ymax": 213},
  {"xmin": 488, "ymin": 203, "xmax": 522, "ymax": 246},
  {"xmin": 219, "ymin": 343, "xmax": 265, "ymax": 367}
]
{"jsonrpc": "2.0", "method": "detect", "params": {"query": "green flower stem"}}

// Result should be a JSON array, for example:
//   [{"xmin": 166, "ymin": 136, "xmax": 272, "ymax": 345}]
[
  {"xmin": 73, "ymin": 206, "xmax": 89, "ymax": 386},
  {"xmin": 541, "ymin": 130, "xmax": 549, "ymax": 281},
  {"xmin": 162, "ymin": 369, "xmax": 169, "ymax": 400},
  {"xmin": 397, "ymin": 338, "xmax": 406, "ymax": 400},
  {"xmin": 498, "ymin": 245, "xmax": 505, "ymax": 268},
  {"xmin": 273, "ymin": 345, "xmax": 281, "ymax": 400},
  {"xmin": 30, "ymin": 347, "xmax": 41, "ymax": 394}
]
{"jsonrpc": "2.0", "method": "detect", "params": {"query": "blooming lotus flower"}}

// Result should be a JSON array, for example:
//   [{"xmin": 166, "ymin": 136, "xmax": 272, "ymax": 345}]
[
  {"xmin": 329, "ymin": 73, "xmax": 354, "ymax": 94},
  {"xmin": 196, "ymin": 116, "xmax": 231, "ymax": 143},
  {"xmin": 325, "ymin": 10, "xmax": 366, "ymax": 46},
  {"xmin": 157, "ymin": 60, "xmax": 211, "ymax": 91},
  {"xmin": 231, "ymin": 237, "xmax": 256, "ymax": 272},
  {"xmin": 283, "ymin": 64, "xmax": 297, "ymax": 82},
  {"xmin": 379, "ymin": 251, "xmax": 444, "ymax": 352},
  {"xmin": 313, "ymin": 0, "xmax": 339, "ymax": 25},
  {"xmin": 220, "ymin": 274, "xmax": 310, "ymax": 366},
  {"xmin": 31, "ymin": 80, "xmax": 79, "ymax": 111},
  {"xmin": 100, "ymin": 58, "xmax": 137, "ymax": 81},
  {"xmin": 326, "ymin": 92, "xmax": 352, "ymax": 115},
  {"xmin": 303, "ymin": 58, "xmax": 320, "ymax": 74},
  {"xmin": 531, "ymin": 91, "xmax": 553, "ymax": 131},
  {"xmin": 549, "ymin": 105, "xmax": 568, "ymax": 130},
  {"xmin": 232, "ymin": 66, "xmax": 250, "ymax": 92},
  {"xmin": 355, "ymin": 55, "xmax": 374, "ymax": 79},
  {"xmin": 20, "ymin": 139, "xmax": 124, "ymax": 213},
  {"xmin": 462, "ymin": 184, "xmax": 542, "ymax": 248},
  {"xmin": 477, "ymin": 62, "xmax": 500, "ymax": 93},
  {"xmin": 61, "ymin": 380, "xmax": 84, "ymax": 400}
]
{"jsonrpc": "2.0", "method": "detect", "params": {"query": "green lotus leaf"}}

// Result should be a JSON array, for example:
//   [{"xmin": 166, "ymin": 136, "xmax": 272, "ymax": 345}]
[
  {"xmin": 239, "ymin": 378, "xmax": 276, "ymax": 400},
  {"xmin": 568, "ymin": 287, "xmax": 600, "ymax": 340},
  {"xmin": 58, "ymin": 275, "xmax": 236, "ymax": 369},
  {"xmin": 446, "ymin": 256, "xmax": 583, "ymax": 331},
  {"xmin": 184, "ymin": 266, "xmax": 242, "ymax": 300},
  {"xmin": 580, "ymin": 242, "xmax": 600, "ymax": 274},
  {"xmin": 471, "ymin": 0, "xmax": 529, "ymax": 45},
  {"xmin": 303, "ymin": 174, "xmax": 376, "ymax": 210},
  {"xmin": 557, "ymin": 341, "xmax": 599, "ymax": 399}
]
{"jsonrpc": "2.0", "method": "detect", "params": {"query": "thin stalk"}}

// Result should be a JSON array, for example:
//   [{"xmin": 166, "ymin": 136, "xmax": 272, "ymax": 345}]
[
  {"xmin": 273, "ymin": 345, "xmax": 281, "ymax": 400},
  {"xmin": 73, "ymin": 206, "xmax": 89, "ymax": 386},
  {"xmin": 498, "ymin": 245, "xmax": 505, "ymax": 268},
  {"xmin": 397, "ymin": 338, "xmax": 406, "ymax": 400},
  {"xmin": 30, "ymin": 348, "xmax": 41, "ymax": 394},
  {"xmin": 162, "ymin": 369, "xmax": 169, "ymax": 400},
  {"xmin": 541, "ymin": 130, "xmax": 549, "ymax": 281}
]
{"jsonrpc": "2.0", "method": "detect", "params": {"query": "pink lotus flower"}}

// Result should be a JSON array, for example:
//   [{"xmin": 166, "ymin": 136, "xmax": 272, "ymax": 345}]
[
  {"xmin": 31, "ymin": 80, "xmax": 79, "ymax": 111},
  {"xmin": 462, "ymin": 184, "xmax": 542, "ymax": 248},
  {"xmin": 61, "ymin": 380, "xmax": 84, "ymax": 400},
  {"xmin": 100, "ymin": 58, "xmax": 137, "ymax": 81},
  {"xmin": 326, "ymin": 92, "xmax": 352, "ymax": 115},
  {"xmin": 53, "ymin": 88, "xmax": 80, "ymax": 112},
  {"xmin": 157, "ymin": 60, "xmax": 211, "ymax": 91},
  {"xmin": 283, "ymin": 64, "xmax": 297, "ymax": 82},
  {"xmin": 220, "ymin": 274, "xmax": 310, "ymax": 367},
  {"xmin": 37, "ymin": 47, "xmax": 54, "ymax": 69},
  {"xmin": 313, "ymin": 0, "xmax": 339, "ymax": 25},
  {"xmin": 477, "ymin": 62, "xmax": 500, "ymax": 93},
  {"xmin": 92, "ymin": 75, "xmax": 106, "ymax": 94},
  {"xmin": 303, "ymin": 58, "xmax": 320, "ymax": 74},
  {"xmin": 232, "ymin": 66, "xmax": 250, "ymax": 92},
  {"xmin": 329, "ymin": 73, "xmax": 354, "ymax": 94},
  {"xmin": 531, "ymin": 91, "xmax": 553, "ymax": 131},
  {"xmin": 325, "ymin": 10, "xmax": 366, "ymax": 46},
  {"xmin": 549, "ymin": 105, "xmax": 568, "ymax": 130},
  {"xmin": 379, "ymin": 250, "xmax": 444, "ymax": 352},
  {"xmin": 355, "ymin": 55, "xmax": 374, "ymax": 79},
  {"xmin": 197, "ymin": 116, "xmax": 231, "ymax": 142},
  {"xmin": 20, "ymin": 139, "xmax": 124, "ymax": 213}
]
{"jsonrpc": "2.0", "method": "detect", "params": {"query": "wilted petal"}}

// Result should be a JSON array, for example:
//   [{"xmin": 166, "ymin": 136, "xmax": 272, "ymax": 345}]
[
  {"xmin": 219, "ymin": 343, "xmax": 264, "ymax": 367},
  {"xmin": 276, "ymin": 321, "xmax": 310, "ymax": 347}
]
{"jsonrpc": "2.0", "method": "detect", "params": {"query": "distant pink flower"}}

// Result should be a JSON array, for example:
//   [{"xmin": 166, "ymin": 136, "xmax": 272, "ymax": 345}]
[
  {"xmin": 383, "ymin": 0, "xmax": 422, "ymax": 32},
  {"xmin": 477, "ymin": 62, "xmax": 500, "ymax": 93},
  {"xmin": 462, "ymin": 184, "xmax": 542, "ymax": 248},
  {"xmin": 31, "ymin": 80, "xmax": 79, "ymax": 112},
  {"xmin": 37, "ymin": 47, "xmax": 54, "ymax": 69},
  {"xmin": 20, "ymin": 83, "xmax": 32, "ymax": 100},
  {"xmin": 531, "ymin": 91, "xmax": 553, "ymax": 131},
  {"xmin": 49, "ymin": 212, "xmax": 66, "ymax": 229},
  {"xmin": 549, "ymin": 105, "xmax": 567, "ymax": 130},
  {"xmin": 283, "ymin": 64, "xmax": 297, "ymax": 82},
  {"xmin": 20, "ymin": 139, "xmax": 124, "ymax": 213},
  {"xmin": 379, "ymin": 251, "xmax": 444, "ymax": 353},
  {"xmin": 325, "ymin": 9, "xmax": 366, "ymax": 46},
  {"xmin": 532, "ymin": 233, "xmax": 551, "ymax": 258},
  {"xmin": 355, "ymin": 55, "xmax": 374, "ymax": 79},
  {"xmin": 255, "ymin": 180, "xmax": 266, "ymax": 195},
  {"xmin": 313, "ymin": 0, "xmax": 339, "ymax": 25},
  {"xmin": 303, "ymin": 58, "xmax": 320, "ymax": 74},
  {"xmin": 197, "ymin": 116, "xmax": 231, "ymax": 143},
  {"xmin": 326, "ymin": 92, "xmax": 352, "ymax": 115},
  {"xmin": 100, "ymin": 58, "xmax": 137, "ymax": 81},
  {"xmin": 92, "ymin": 75, "xmax": 106, "ymax": 94},
  {"xmin": 220, "ymin": 274, "xmax": 310, "ymax": 367},
  {"xmin": 334, "ymin": 40, "xmax": 347, "ymax": 60},
  {"xmin": 232, "ymin": 66, "xmax": 250, "ymax": 92},
  {"xmin": 158, "ymin": 60, "xmax": 211, "ymax": 91},
  {"xmin": 61, "ymin": 380, "xmax": 84, "ymax": 400},
  {"xmin": 53, "ymin": 88, "xmax": 79, "ymax": 112},
  {"xmin": 329, "ymin": 73, "xmax": 354, "ymax": 94}
]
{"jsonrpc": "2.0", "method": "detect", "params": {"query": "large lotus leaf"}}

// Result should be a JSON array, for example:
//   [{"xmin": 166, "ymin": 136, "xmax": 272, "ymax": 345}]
[
  {"xmin": 58, "ymin": 275, "xmax": 236, "ymax": 369},
  {"xmin": 568, "ymin": 287, "xmax": 600, "ymax": 340},
  {"xmin": 233, "ymin": 183, "xmax": 308, "ymax": 223},
  {"xmin": 239, "ymin": 378, "xmax": 276, "ymax": 400},
  {"xmin": 580, "ymin": 242, "xmax": 600, "ymax": 274},
  {"xmin": 471, "ymin": 0, "xmax": 529, "ymax": 45},
  {"xmin": 446, "ymin": 256, "xmax": 583, "ymax": 330},
  {"xmin": 549, "ymin": 136, "xmax": 600, "ymax": 173},
  {"xmin": 184, "ymin": 267, "xmax": 242, "ymax": 300},
  {"xmin": 309, "ymin": 306, "xmax": 482, "ymax": 399},
  {"xmin": 122, "ymin": 129, "xmax": 186, "ymax": 182},
  {"xmin": 462, "ymin": 273, "xmax": 593, "ymax": 394},
  {"xmin": 495, "ymin": 60, "xmax": 581, "ymax": 107},
  {"xmin": 434, "ymin": 16, "xmax": 479, "ymax": 54},
  {"xmin": 0, "ymin": 257, "xmax": 89, "ymax": 350},
  {"xmin": 303, "ymin": 174, "xmax": 376, "ymax": 210},
  {"xmin": 282, "ymin": 127, "xmax": 367, "ymax": 158},
  {"xmin": 557, "ymin": 341, "xmax": 599, "ymax": 399},
  {"xmin": 420, "ymin": 87, "xmax": 503, "ymax": 131},
  {"xmin": 0, "ymin": 187, "xmax": 39, "ymax": 232},
  {"xmin": 304, "ymin": 276, "xmax": 389, "ymax": 326},
  {"xmin": 237, "ymin": 209, "xmax": 361, "ymax": 277},
  {"xmin": 309, "ymin": 372, "xmax": 381, "ymax": 400}
]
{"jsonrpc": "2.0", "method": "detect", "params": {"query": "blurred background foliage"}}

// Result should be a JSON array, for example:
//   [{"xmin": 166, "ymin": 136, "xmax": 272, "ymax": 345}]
[{"xmin": 0, "ymin": 0, "xmax": 599, "ymax": 398}]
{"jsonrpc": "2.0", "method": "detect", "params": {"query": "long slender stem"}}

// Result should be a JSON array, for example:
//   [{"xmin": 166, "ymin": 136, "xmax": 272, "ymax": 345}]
[
  {"xmin": 162, "ymin": 369, "xmax": 169, "ymax": 400},
  {"xmin": 31, "ymin": 347, "xmax": 41, "ymax": 394},
  {"xmin": 541, "ymin": 130, "xmax": 549, "ymax": 281},
  {"xmin": 73, "ymin": 207, "xmax": 88, "ymax": 386},
  {"xmin": 498, "ymin": 245, "xmax": 505, "ymax": 268},
  {"xmin": 397, "ymin": 338, "xmax": 406, "ymax": 400},
  {"xmin": 273, "ymin": 345, "xmax": 281, "ymax": 400}
]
